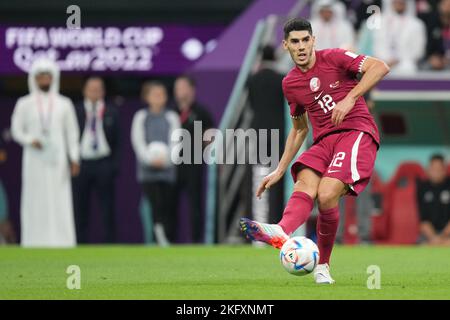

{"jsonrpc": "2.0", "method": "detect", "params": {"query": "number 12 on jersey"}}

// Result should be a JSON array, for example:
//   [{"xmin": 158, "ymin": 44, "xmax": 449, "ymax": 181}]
[{"xmin": 318, "ymin": 94, "xmax": 336, "ymax": 113}]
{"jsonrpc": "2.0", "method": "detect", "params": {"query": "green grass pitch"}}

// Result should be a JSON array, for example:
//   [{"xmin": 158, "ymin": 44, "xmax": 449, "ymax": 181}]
[{"xmin": 0, "ymin": 245, "xmax": 449, "ymax": 299}]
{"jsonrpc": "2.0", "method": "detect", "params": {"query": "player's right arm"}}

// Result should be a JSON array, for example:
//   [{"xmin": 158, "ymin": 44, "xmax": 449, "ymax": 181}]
[{"xmin": 256, "ymin": 113, "xmax": 309, "ymax": 198}]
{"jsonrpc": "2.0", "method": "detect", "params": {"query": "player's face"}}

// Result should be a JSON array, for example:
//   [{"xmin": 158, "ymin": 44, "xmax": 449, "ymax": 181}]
[{"xmin": 283, "ymin": 30, "xmax": 315, "ymax": 68}]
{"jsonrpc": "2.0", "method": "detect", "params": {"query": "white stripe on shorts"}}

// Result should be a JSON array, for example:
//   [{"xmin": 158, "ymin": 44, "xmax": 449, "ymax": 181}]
[{"xmin": 351, "ymin": 132, "xmax": 364, "ymax": 183}]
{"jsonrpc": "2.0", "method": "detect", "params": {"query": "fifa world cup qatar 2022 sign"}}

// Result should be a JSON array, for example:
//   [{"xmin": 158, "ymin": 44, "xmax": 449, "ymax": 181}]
[{"xmin": 0, "ymin": 25, "xmax": 223, "ymax": 74}]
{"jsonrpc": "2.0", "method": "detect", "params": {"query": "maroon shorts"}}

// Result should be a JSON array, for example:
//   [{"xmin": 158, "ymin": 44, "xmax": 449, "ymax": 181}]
[{"xmin": 291, "ymin": 130, "xmax": 378, "ymax": 196}]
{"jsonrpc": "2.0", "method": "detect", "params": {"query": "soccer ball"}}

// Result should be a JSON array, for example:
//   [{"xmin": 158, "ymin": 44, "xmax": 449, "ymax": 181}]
[
  {"xmin": 146, "ymin": 141, "xmax": 170, "ymax": 165},
  {"xmin": 280, "ymin": 236, "xmax": 319, "ymax": 276}
]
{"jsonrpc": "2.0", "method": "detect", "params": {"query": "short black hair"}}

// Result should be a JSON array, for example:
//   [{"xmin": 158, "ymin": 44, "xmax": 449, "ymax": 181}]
[
  {"xmin": 430, "ymin": 154, "xmax": 445, "ymax": 164},
  {"xmin": 283, "ymin": 18, "xmax": 313, "ymax": 39},
  {"xmin": 176, "ymin": 74, "xmax": 196, "ymax": 88}
]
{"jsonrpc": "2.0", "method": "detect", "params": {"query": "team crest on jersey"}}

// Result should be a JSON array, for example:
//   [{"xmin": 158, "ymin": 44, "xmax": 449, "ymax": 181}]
[{"xmin": 310, "ymin": 77, "xmax": 321, "ymax": 92}]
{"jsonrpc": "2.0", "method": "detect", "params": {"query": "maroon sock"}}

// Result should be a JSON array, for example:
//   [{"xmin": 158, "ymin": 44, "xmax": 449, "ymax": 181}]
[
  {"xmin": 317, "ymin": 206, "xmax": 340, "ymax": 265},
  {"xmin": 278, "ymin": 191, "xmax": 314, "ymax": 235}
]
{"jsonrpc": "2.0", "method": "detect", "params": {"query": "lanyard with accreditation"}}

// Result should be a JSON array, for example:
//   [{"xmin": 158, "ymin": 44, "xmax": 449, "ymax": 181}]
[{"xmin": 36, "ymin": 93, "xmax": 54, "ymax": 136}]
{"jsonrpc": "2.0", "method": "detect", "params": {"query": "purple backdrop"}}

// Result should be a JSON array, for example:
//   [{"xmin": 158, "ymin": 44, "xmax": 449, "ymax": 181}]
[
  {"xmin": 0, "ymin": 25, "xmax": 224, "ymax": 75},
  {"xmin": 0, "ymin": 23, "xmax": 225, "ymax": 243}
]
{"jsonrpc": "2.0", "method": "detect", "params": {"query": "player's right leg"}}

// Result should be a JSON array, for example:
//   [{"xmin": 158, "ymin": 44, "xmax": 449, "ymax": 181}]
[{"xmin": 240, "ymin": 167, "xmax": 320, "ymax": 249}]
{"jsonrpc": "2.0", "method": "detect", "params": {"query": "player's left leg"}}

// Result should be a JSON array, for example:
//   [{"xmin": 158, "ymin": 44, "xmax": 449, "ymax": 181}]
[
  {"xmin": 314, "ymin": 177, "xmax": 348, "ymax": 284},
  {"xmin": 240, "ymin": 167, "xmax": 321, "ymax": 249},
  {"xmin": 240, "ymin": 138, "xmax": 332, "ymax": 248}
]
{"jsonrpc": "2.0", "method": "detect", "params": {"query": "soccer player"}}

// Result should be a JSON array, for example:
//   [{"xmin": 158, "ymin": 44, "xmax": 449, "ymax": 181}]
[{"xmin": 240, "ymin": 18, "xmax": 389, "ymax": 284}]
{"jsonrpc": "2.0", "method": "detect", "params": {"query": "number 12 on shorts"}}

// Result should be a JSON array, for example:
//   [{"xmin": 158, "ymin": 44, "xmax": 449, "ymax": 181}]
[{"xmin": 330, "ymin": 152, "xmax": 346, "ymax": 168}]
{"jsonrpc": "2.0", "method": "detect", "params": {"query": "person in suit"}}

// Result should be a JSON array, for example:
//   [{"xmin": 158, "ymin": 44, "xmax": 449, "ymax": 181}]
[
  {"xmin": 73, "ymin": 76, "xmax": 121, "ymax": 243},
  {"xmin": 173, "ymin": 75, "xmax": 214, "ymax": 243},
  {"xmin": 246, "ymin": 45, "xmax": 286, "ymax": 226}
]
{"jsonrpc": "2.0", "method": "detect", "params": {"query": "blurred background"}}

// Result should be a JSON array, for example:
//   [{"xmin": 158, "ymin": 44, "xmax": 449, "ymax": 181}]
[{"xmin": 0, "ymin": 0, "xmax": 449, "ymax": 247}]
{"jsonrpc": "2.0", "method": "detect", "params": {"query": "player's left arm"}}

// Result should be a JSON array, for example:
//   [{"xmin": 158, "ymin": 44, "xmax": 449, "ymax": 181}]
[{"xmin": 331, "ymin": 57, "xmax": 390, "ymax": 126}]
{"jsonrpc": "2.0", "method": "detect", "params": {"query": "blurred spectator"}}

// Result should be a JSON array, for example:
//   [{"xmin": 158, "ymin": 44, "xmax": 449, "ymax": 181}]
[
  {"xmin": 416, "ymin": 154, "xmax": 450, "ymax": 246},
  {"xmin": 310, "ymin": 0, "xmax": 356, "ymax": 50},
  {"xmin": 11, "ymin": 58, "xmax": 80, "ymax": 247},
  {"xmin": 72, "ymin": 77, "xmax": 121, "ymax": 243},
  {"xmin": 416, "ymin": 0, "xmax": 439, "ymax": 19},
  {"xmin": 339, "ymin": 0, "xmax": 383, "ymax": 31},
  {"xmin": 371, "ymin": 0, "xmax": 427, "ymax": 74},
  {"xmin": 247, "ymin": 45, "xmax": 285, "ymax": 224},
  {"xmin": 173, "ymin": 75, "xmax": 214, "ymax": 243},
  {"xmin": 131, "ymin": 81, "xmax": 180, "ymax": 246},
  {"xmin": 420, "ymin": 0, "xmax": 450, "ymax": 70},
  {"xmin": 0, "ymin": 143, "xmax": 16, "ymax": 244}
]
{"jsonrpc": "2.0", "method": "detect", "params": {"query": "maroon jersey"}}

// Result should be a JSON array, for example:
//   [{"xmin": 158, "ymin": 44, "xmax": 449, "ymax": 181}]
[{"xmin": 282, "ymin": 48, "xmax": 380, "ymax": 146}]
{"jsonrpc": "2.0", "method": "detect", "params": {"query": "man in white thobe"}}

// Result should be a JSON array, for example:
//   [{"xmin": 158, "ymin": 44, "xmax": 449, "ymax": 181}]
[
  {"xmin": 310, "ymin": 0, "xmax": 356, "ymax": 51},
  {"xmin": 372, "ymin": 0, "xmax": 427, "ymax": 74},
  {"xmin": 11, "ymin": 58, "xmax": 80, "ymax": 247}
]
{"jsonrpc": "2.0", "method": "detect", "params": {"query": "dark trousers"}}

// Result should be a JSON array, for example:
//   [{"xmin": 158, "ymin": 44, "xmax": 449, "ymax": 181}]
[
  {"xmin": 175, "ymin": 164, "xmax": 204, "ymax": 243},
  {"xmin": 73, "ymin": 158, "xmax": 116, "ymax": 243},
  {"xmin": 141, "ymin": 181, "xmax": 176, "ymax": 242}
]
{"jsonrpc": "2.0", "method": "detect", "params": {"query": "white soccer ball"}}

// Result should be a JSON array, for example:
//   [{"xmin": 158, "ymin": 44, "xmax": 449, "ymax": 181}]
[
  {"xmin": 280, "ymin": 236, "xmax": 319, "ymax": 276},
  {"xmin": 146, "ymin": 141, "xmax": 170, "ymax": 165}
]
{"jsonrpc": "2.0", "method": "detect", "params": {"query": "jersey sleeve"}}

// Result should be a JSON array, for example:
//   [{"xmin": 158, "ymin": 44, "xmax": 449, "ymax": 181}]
[
  {"xmin": 328, "ymin": 48, "xmax": 368, "ymax": 75},
  {"xmin": 287, "ymin": 98, "xmax": 305, "ymax": 119},
  {"xmin": 282, "ymin": 78, "xmax": 305, "ymax": 119}
]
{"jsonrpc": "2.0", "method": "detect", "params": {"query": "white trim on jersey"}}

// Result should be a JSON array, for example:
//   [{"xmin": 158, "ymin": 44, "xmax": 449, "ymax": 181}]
[
  {"xmin": 358, "ymin": 56, "xmax": 369, "ymax": 74},
  {"xmin": 351, "ymin": 132, "xmax": 364, "ymax": 183}
]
